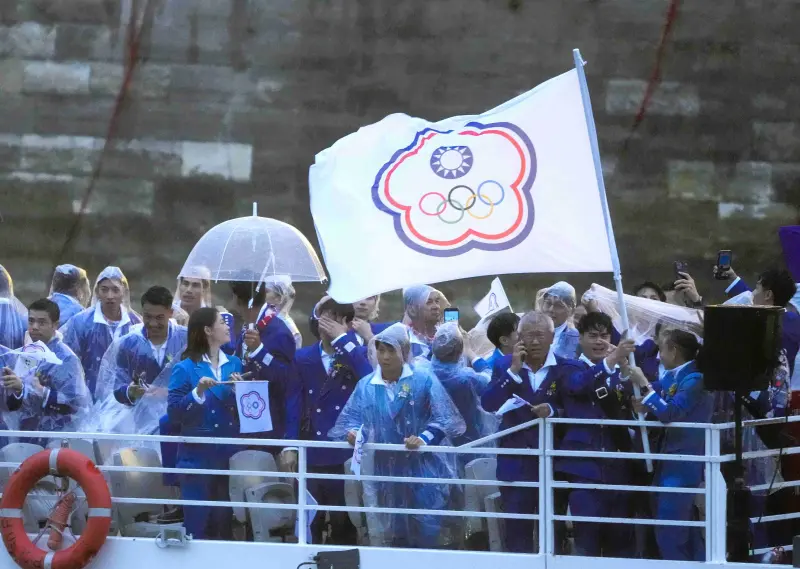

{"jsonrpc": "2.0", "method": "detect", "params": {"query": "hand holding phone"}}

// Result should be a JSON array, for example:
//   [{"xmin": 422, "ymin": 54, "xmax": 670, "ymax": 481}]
[
  {"xmin": 714, "ymin": 250, "xmax": 733, "ymax": 280},
  {"xmin": 674, "ymin": 261, "xmax": 688, "ymax": 280},
  {"xmin": 444, "ymin": 307, "xmax": 459, "ymax": 323}
]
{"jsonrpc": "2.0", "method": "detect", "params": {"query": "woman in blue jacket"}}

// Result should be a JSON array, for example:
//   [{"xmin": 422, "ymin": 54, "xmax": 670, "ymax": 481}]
[{"xmin": 168, "ymin": 307, "xmax": 244, "ymax": 540}]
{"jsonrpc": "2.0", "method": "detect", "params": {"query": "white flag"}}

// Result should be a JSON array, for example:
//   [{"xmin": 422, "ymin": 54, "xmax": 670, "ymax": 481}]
[
  {"xmin": 294, "ymin": 490, "xmax": 318, "ymax": 544},
  {"xmin": 474, "ymin": 277, "xmax": 512, "ymax": 319},
  {"xmin": 350, "ymin": 424, "xmax": 366, "ymax": 477},
  {"xmin": 235, "ymin": 381, "xmax": 273, "ymax": 434},
  {"xmin": 8, "ymin": 341, "xmax": 63, "ymax": 378},
  {"xmin": 310, "ymin": 68, "xmax": 612, "ymax": 303}
]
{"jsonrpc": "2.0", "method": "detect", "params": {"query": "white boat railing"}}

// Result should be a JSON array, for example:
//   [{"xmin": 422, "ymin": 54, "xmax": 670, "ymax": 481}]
[{"xmin": 0, "ymin": 414, "xmax": 797, "ymax": 563}]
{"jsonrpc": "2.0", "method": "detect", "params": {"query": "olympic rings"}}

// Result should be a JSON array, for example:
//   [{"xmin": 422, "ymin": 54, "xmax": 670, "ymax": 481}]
[
  {"xmin": 448, "ymin": 185, "xmax": 477, "ymax": 211},
  {"xmin": 467, "ymin": 194, "xmax": 495, "ymax": 219},
  {"xmin": 439, "ymin": 198, "xmax": 465, "ymax": 224},
  {"xmin": 477, "ymin": 180, "xmax": 505, "ymax": 206},
  {"xmin": 419, "ymin": 192, "xmax": 447, "ymax": 216},
  {"xmin": 416, "ymin": 181, "xmax": 506, "ymax": 224}
]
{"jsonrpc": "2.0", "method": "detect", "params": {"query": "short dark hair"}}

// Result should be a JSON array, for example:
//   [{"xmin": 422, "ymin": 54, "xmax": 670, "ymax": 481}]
[
  {"xmin": 51, "ymin": 265, "xmax": 88, "ymax": 296},
  {"xmin": 662, "ymin": 329, "xmax": 700, "ymax": 362},
  {"xmin": 577, "ymin": 311, "xmax": 613, "ymax": 336},
  {"xmin": 633, "ymin": 281, "xmax": 666, "ymax": 302},
  {"xmin": 758, "ymin": 269, "xmax": 796, "ymax": 307},
  {"xmin": 317, "ymin": 298, "xmax": 355, "ymax": 323},
  {"xmin": 486, "ymin": 312, "xmax": 521, "ymax": 348},
  {"xmin": 141, "ymin": 286, "xmax": 174, "ymax": 310},
  {"xmin": 229, "ymin": 281, "xmax": 266, "ymax": 307},
  {"xmin": 28, "ymin": 298, "xmax": 60, "ymax": 324}
]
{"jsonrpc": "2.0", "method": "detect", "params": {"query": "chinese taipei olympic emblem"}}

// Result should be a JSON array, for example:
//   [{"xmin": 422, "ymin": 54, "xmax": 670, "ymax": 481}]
[
  {"xmin": 372, "ymin": 121, "xmax": 537, "ymax": 257},
  {"xmin": 240, "ymin": 391, "xmax": 267, "ymax": 420}
]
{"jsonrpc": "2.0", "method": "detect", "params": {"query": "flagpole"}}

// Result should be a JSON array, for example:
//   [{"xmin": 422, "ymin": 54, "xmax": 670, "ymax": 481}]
[{"xmin": 572, "ymin": 48, "xmax": 653, "ymax": 473}]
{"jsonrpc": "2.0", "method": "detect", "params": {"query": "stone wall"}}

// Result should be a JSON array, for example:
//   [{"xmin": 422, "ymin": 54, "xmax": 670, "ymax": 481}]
[{"xmin": 1, "ymin": 0, "xmax": 798, "ymax": 331}]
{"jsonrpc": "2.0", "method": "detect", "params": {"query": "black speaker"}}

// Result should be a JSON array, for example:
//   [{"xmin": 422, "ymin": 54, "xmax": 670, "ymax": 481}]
[{"xmin": 702, "ymin": 305, "xmax": 783, "ymax": 392}]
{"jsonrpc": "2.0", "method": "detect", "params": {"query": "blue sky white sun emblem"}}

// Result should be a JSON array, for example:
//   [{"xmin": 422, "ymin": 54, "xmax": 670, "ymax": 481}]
[{"xmin": 430, "ymin": 146, "xmax": 473, "ymax": 179}]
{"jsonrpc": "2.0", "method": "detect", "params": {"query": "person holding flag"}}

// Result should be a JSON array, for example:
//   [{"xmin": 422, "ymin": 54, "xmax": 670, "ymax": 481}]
[
  {"xmin": 480, "ymin": 311, "xmax": 567, "ymax": 553},
  {"xmin": 329, "ymin": 323, "xmax": 465, "ymax": 549},
  {"xmin": 3, "ymin": 299, "xmax": 90, "ymax": 440},
  {"xmin": 167, "ymin": 307, "xmax": 246, "ymax": 540}
]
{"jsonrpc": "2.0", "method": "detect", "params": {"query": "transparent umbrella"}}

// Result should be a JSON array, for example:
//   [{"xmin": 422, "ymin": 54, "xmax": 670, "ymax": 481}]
[{"xmin": 179, "ymin": 204, "xmax": 327, "ymax": 284}]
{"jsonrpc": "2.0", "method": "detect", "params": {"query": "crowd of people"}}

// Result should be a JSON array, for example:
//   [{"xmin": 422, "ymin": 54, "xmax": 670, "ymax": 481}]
[{"xmin": 0, "ymin": 254, "xmax": 799, "ymax": 561}]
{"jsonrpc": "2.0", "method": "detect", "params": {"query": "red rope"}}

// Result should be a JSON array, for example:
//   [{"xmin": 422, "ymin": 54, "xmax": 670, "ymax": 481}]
[
  {"xmin": 623, "ymin": 0, "xmax": 681, "ymax": 149},
  {"xmin": 47, "ymin": 0, "xmax": 155, "ymax": 293}
]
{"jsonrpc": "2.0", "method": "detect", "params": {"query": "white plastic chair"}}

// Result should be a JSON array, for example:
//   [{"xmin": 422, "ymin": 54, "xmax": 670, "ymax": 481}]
[
  {"xmin": 109, "ymin": 447, "xmax": 181, "ymax": 537},
  {"xmin": 464, "ymin": 458, "xmax": 503, "ymax": 552},
  {"xmin": 229, "ymin": 450, "xmax": 279, "ymax": 524},
  {"xmin": 246, "ymin": 482, "xmax": 296, "ymax": 542}
]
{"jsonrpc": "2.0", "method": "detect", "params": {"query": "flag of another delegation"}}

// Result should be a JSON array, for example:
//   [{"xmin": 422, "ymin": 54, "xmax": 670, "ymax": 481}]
[{"xmin": 310, "ymin": 68, "xmax": 613, "ymax": 303}]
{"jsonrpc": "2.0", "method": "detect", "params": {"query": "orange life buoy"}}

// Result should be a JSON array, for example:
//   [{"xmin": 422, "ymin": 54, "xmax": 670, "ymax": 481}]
[{"xmin": 0, "ymin": 449, "xmax": 112, "ymax": 569}]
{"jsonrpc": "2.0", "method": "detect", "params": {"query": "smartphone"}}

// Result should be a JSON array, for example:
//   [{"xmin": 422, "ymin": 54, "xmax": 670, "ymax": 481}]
[
  {"xmin": 444, "ymin": 308, "xmax": 459, "ymax": 323},
  {"xmin": 674, "ymin": 261, "xmax": 688, "ymax": 280},
  {"xmin": 715, "ymin": 250, "xmax": 732, "ymax": 280}
]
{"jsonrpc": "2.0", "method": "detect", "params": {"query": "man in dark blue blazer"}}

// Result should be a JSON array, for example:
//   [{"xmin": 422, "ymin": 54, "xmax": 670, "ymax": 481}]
[
  {"xmin": 231, "ymin": 282, "xmax": 297, "ymax": 445},
  {"xmin": 481, "ymin": 311, "xmax": 567, "ymax": 553},
  {"xmin": 629, "ymin": 329, "xmax": 712, "ymax": 561},
  {"xmin": 555, "ymin": 311, "xmax": 637, "ymax": 558},
  {"xmin": 286, "ymin": 298, "xmax": 373, "ymax": 545}
]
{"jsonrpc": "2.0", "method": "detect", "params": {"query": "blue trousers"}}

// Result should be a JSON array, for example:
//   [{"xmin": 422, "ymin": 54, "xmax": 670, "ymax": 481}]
[
  {"xmin": 180, "ymin": 474, "xmax": 232, "ymax": 540},
  {"xmin": 500, "ymin": 486, "xmax": 537, "ymax": 553},
  {"xmin": 567, "ymin": 476, "xmax": 634, "ymax": 558},
  {"xmin": 159, "ymin": 416, "xmax": 179, "ymax": 487},
  {"xmin": 653, "ymin": 466, "xmax": 704, "ymax": 561}
]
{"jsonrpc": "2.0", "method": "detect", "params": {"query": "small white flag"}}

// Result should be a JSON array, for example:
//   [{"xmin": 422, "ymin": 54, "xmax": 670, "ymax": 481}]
[
  {"xmin": 294, "ymin": 490, "xmax": 318, "ymax": 543},
  {"xmin": 495, "ymin": 393, "xmax": 533, "ymax": 417},
  {"xmin": 235, "ymin": 381, "xmax": 273, "ymax": 434},
  {"xmin": 474, "ymin": 277, "xmax": 512, "ymax": 319},
  {"xmin": 8, "ymin": 341, "xmax": 63, "ymax": 378},
  {"xmin": 350, "ymin": 424, "xmax": 366, "ymax": 477}
]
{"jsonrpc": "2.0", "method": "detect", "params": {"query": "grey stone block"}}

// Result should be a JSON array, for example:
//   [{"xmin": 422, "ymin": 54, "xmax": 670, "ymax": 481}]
[
  {"xmin": 19, "ymin": 0, "xmax": 122, "ymax": 26},
  {"xmin": 20, "ymin": 134, "xmax": 98, "ymax": 175},
  {"xmin": 605, "ymin": 79, "xmax": 700, "ymax": 117},
  {"xmin": 89, "ymin": 62, "xmax": 171, "ymax": 99},
  {"xmin": 30, "ymin": 95, "xmax": 115, "ymax": 137},
  {"xmin": 718, "ymin": 202, "xmax": 797, "ymax": 221},
  {"xmin": 667, "ymin": 161, "xmax": 718, "ymax": 201},
  {"xmin": 181, "ymin": 141, "xmax": 252, "ymax": 181},
  {"xmin": 0, "ymin": 22, "xmax": 56, "ymax": 57},
  {"xmin": 753, "ymin": 122, "xmax": 800, "ymax": 161},
  {"xmin": 0, "ymin": 59, "xmax": 24, "ymax": 93},
  {"xmin": 773, "ymin": 163, "xmax": 800, "ymax": 206},
  {"xmin": 722, "ymin": 162, "xmax": 774, "ymax": 205},
  {"xmin": 103, "ymin": 139, "xmax": 183, "ymax": 179},
  {"xmin": 0, "ymin": 134, "xmax": 21, "ymax": 171},
  {"xmin": 54, "ymin": 23, "xmax": 123, "ymax": 61},
  {"xmin": 23, "ymin": 60, "xmax": 90, "ymax": 94}
]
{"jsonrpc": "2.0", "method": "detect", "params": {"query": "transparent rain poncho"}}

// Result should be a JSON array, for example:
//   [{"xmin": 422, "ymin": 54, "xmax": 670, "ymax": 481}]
[
  {"xmin": 178, "ymin": 214, "xmax": 327, "ymax": 283},
  {"xmin": 329, "ymin": 323, "xmax": 466, "ymax": 548},
  {"xmin": 582, "ymin": 283, "xmax": 704, "ymax": 344},
  {"xmin": 79, "ymin": 322, "xmax": 187, "ymax": 461},
  {"xmin": 428, "ymin": 323, "xmax": 498, "ymax": 467},
  {"xmin": 48, "ymin": 264, "xmax": 91, "ymax": 325},
  {"xmin": 0, "ymin": 265, "xmax": 27, "ymax": 350},
  {"xmin": 261, "ymin": 275, "xmax": 302, "ymax": 349},
  {"xmin": 2, "ymin": 338, "xmax": 91, "ymax": 434},
  {"xmin": 402, "ymin": 285, "xmax": 450, "ymax": 359},
  {"xmin": 173, "ymin": 270, "xmax": 213, "ymax": 313},
  {"xmin": 60, "ymin": 267, "xmax": 143, "ymax": 397},
  {"xmin": 536, "ymin": 281, "xmax": 577, "ymax": 312}
]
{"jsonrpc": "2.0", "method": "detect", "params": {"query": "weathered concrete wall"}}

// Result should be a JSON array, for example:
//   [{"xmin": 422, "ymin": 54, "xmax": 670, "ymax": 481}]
[{"xmin": 1, "ymin": 0, "xmax": 798, "ymax": 328}]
